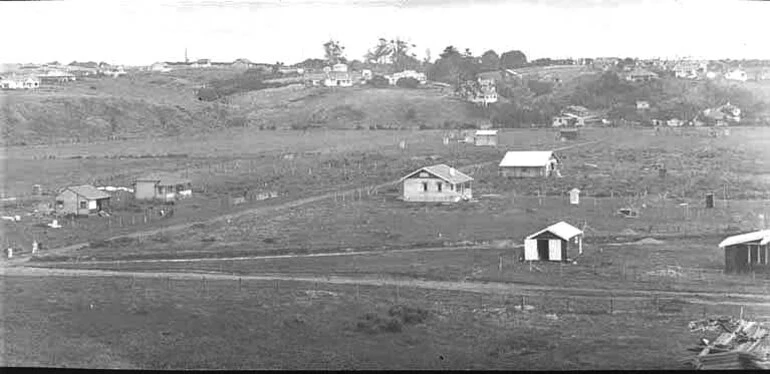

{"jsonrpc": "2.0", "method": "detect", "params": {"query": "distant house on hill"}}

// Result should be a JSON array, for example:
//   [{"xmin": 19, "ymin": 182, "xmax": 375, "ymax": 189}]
[
  {"xmin": 231, "ymin": 58, "xmax": 254, "ymax": 69},
  {"xmin": 38, "ymin": 70, "xmax": 76, "ymax": 84},
  {"xmin": 701, "ymin": 102, "xmax": 741, "ymax": 126},
  {"xmin": 673, "ymin": 61, "xmax": 707, "ymax": 79},
  {"xmin": 718, "ymin": 229, "xmax": 769, "ymax": 274},
  {"xmin": 150, "ymin": 62, "xmax": 171, "ymax": 72},
  {"xmin": 134, "ymin": 174, "xmax": 192, "ymax": 203},
  {"xmin": 325, "ymin": 71, "xmax": 353, "ymax": 87},
  {"xmin": 524, "ymin": 221, "xmax": 584, "ymax": 262},
  {"xmin": 474, "ymin": 129, "xmax": 498, "ymax": 146},
  {"xmin": 725, "ymin": 69, "xmax": 748, "ymax": 82},
  {"xmin": 191, "ymin": 59, "xmax": 212, "ymax": 68},
  {"xmin": 636, "ymin": 101, "xmax": 651, "ymax": 110},
  {"xmin": 625, "ymin": 68, "xmax": 658, "ymax": 82},
  {"xmin": 55, "ymin": 185, "xmax": 111, "ymax": 216},
  {"xmin": 303, "ymin": 71, "xmax": 326, "ymax": 86},
  {"xmin": 499, "ymin": 151, "xmax": 560, "ymax": 178},
  {"xmin": 400, "ymin": 164, "xmax": 473, "ymax": 203},
  {"xmin": 386, "ymin": 70, "xmax": 427, "ymax": 85},
  {"xmin": 552, "ymin": 105, "xmax": 600, "ymax": 127}
]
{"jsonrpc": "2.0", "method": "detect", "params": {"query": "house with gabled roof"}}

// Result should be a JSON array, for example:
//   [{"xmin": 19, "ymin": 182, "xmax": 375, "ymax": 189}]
[
  {"xmin": 718, "ymin": 229, "xmax": 770, "ymax": 274},
  {"xmin": 55, "ymin": 185, "xmax": 111, "ymax": 216},
  {"xmin": 499, "ymin": 151, "xmax": 560, "ymax": 178},
  {"xmin": 134, "ymin": 174, "xmax": 192, "ymax": 203},
  {"xmin": 400, "ymin": 164, "xmax": 473, "ymax": 203},
  {"xmin": 524, "ymin": 221, "xmax": 584, "ymax": 262},
  {"xmin": 474, "ymin": 129, "xmax": 498, "ymax": 146},
  {"xmin": 625, "ymin": 68, "xmax": 658, "ymax": 82}
]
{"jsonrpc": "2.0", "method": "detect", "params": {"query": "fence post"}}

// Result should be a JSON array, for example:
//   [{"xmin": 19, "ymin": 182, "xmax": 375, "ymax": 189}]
[
  {"xmin": 238, "ymin": 277, "xmax": 242, "ymax": 292},
  {"xmin": 610, "ymin": 295, "xmax": 614, "ymax": 314}
]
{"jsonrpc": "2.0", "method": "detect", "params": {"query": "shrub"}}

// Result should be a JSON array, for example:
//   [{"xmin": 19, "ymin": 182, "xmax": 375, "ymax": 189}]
[
  {"xmin": 396, "ymin": 77, "xmax": 421, "ymax": 89},
  {"xmin": 368, "ymin": 75, "xmax": 390, "ymax": 88},
  {"xmin": 388, "ymin": 305, "xmax": 429, "ymax": 325},
  {"xmin": 404, "ymin": 107, "xmax": 417, "ymax": 121}
]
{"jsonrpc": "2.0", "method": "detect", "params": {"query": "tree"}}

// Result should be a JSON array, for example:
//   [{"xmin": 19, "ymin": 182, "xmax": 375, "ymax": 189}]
[
  {"xmin": 480, "ymin": 50, "xmax": 500, "ymax": 72},
  {"xmin": 365, "ymin": 38, "xmax": 391, "ymax": 64},
  {"xmin": 500, "ymin": 50, "xmax": 527, "ymax": 69},
  {"xmin": 364, "ymin": 38, "xmax": 418, "ymax": 71},
  {"xmin": 424, "ymin": 48, "xmax": 432, "ymax": 64},
  {"xmin": 368, "ymin": 75, "xmax": 390, "ymax": 88},
  {"xmin": 271, "ymin": 61, "xmax": 284, "ymax": 74},
  {"xmin": 323, "ymin": 39, "xmax": 346, "ymax": 65},
  {"xmin": 396, "ymin": 77, "xmax": 421, "ymax": 89},
  {"xmin": 440, "ymin": 46, "xmax": 460, "ymax": 59}
]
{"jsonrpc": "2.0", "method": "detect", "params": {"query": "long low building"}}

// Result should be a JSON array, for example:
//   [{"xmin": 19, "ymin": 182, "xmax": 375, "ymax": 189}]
[
  {"xmin": 499, "ymin": 151, "xmax": 560, "ymax": 178},
  {"xmin": 718, "ymin": 229, "xmax": 770, "ymax": 274}
]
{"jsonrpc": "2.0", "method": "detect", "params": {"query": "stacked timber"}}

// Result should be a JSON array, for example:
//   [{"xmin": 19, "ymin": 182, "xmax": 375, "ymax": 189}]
[{"xmin": 684, "ymin": 316, "xmax": 770, "ymax": 370}]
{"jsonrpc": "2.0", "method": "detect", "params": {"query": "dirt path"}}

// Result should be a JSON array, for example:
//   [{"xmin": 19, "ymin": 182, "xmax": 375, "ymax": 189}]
[
  {"xmin": 15, "ymin": 138, "xmax": 607, "ymax": 262},
  {"xmin": 3, "ymin": 264, "xmax": 769, "ymax": 307}
]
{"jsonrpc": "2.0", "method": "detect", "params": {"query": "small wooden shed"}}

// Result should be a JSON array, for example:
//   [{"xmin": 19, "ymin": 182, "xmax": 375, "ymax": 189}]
[
  {"xmin": 474, "ymin": 129, "xmax": 498, "ymax": 146},
  {"xmin": 524, "ymin": 221, "xmax": 584, "ymax": 262},
  {"xmin": 718, "ymin": 230, "xmax": 770, "ymax": 274}
]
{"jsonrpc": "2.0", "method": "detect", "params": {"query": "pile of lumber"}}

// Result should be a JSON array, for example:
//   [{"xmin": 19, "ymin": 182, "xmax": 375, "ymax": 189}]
[{"xmin": 684, "ymin": 316, "xmax": 770, "ymax": 370}]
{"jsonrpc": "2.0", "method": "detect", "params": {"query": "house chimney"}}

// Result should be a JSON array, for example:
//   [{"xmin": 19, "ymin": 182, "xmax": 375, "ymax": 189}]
[{"xmin": 449, "ymin": 167, "xmax": 456, "ymax": 176}]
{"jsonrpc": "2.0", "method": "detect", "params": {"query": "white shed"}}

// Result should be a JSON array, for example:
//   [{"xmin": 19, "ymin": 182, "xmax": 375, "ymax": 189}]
[
  {"xmin": 524, "ymin": 221, "xmax": 584, "ymax": 262},
  {"xmin": 569, "ymin": 188, "xmax": 581, "ymax": 205}
]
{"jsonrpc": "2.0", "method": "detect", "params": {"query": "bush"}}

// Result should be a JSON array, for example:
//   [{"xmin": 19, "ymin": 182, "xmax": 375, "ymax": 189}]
[
  {"xmin": 355, "ymin": 313, "xmax": 403, "ymax": 334},
  {"xmin": 388, "ymin": 305, "xmax": 429, "ymax": 325},
  {"xmin": 396, "ymin": 77, "xmax": 421, "ymax": 89},
  {"xmin": 404, "ymin": 107, "xmax": 417, "ymax": 121},
  {"xmin": 368, "ymin": 75, "xmax": 390, "ymax": 88}
]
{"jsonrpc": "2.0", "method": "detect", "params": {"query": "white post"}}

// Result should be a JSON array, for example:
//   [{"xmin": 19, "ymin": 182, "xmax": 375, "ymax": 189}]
[{"xmin": 579, "ymin": 236, "xmax": 583, "ymax": 255}]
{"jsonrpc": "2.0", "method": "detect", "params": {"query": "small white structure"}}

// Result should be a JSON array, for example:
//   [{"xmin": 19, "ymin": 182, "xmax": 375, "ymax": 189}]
[
  {"xmin": 332, "ymin": 63, "xmax": 348, "ymax": 72},
  {"xmin": 569, "ymin": 188, "xmax": 581, "ymax": 205},
  {"xmin": 6, "ymin": 247, "xmax": 12, "ymax": 259},
  {"xmin": 725, "ymin": 69, "xmax": 748, "ymax": 82},
  {"xmin": 524, "ymin": 221, "xmax": 584, "ymax": 262},
  {"xmin": 474, "ymin": 129, "xmax": 498, "ymax": 146},
  {"xmin": 636, "ymin": 101, "xmax": 650, "ymax": 110}
]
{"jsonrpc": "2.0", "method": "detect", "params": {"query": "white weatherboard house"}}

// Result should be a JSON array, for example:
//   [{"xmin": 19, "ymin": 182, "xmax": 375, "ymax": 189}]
[
  {"xmin": 499, "ymin": 151, "xmax": 560, "ymax": 178},
  {"xmin": 474, "ymin": 129, "xmax": 498, "ymax": 146},
  {"xmin": 524, "ymin": 221, "xmax": 584, "ymax": 262},
  {"xmin": 400, "ymin": 164, "xmax": 473, "ymax": 203},
  {"xmin": 134, "ymin": 174, "xmax": 192, "ymax": 203}
]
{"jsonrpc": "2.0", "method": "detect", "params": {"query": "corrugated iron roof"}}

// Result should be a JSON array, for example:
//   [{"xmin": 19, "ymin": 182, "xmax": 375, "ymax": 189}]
[
  {"xmin": 475, "ymin": 130, "xmax": 498, "ymax": 136},
  {"xmin": 401, "ymin": 164, "xmax": 473, "ymax": 185},
  {"xmin": 67, "ymin": 185, "xmax": 111, "ymax": 200},
  {"xmin": 526, "ymin": 221, "xmax": 583, "ymax": 241},
  {"xmin": 135, "ymin": 173, "xmax": 191, "ymax": 186},
  {"xmin": 719, "ymin": 230, "xmax": 770, "ymax": 248},
  {"xmin": 499, "ymin": 151, "xmax": 556, "ymax": 167}
]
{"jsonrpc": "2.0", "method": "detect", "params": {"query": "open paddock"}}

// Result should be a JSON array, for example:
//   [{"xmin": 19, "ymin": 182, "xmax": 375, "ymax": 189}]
[{"xmin": 2, "ymin": 273, "xmax": 764, "ymax": 370}]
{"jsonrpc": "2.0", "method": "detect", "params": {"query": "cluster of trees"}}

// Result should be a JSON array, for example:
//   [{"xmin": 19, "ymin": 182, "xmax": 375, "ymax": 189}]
[
  {"xmin": 426, "ymin": 47, "xmax": 527, "ymax": 85},
  {"xmin": 196, "ymin": 69, "xmax": 285, "ymax": 101}
]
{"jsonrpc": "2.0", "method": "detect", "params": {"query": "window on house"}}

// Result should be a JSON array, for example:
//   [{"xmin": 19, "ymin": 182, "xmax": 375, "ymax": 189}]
[
  {"xmin": 437, "ymin": 183, "xmax": 442, "ymax": 192},
  {"xmin": 79, "ymin": 201, "xmax": 87, "ymax": 209},
  {"xmin": 422, "ymin": 182, "xmax": 428, "ymax": 192}
]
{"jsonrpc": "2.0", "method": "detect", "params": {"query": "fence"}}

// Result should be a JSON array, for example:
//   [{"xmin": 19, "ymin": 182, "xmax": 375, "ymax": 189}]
[{"xmin": 110, "ymin": 273, "xmax": 770, "ymax": 325}]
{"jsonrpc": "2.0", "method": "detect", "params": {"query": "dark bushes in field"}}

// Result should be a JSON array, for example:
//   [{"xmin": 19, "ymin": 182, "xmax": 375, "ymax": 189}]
[
  {"xmin": 356, "ymin": 312, "xmax": 403, "ymax": 334},
  {"xmin": 396, "ymin": 77, "xmax": 421, "ymax": 89},
  {"xmin": 355, "ymin": 305, "xmax": 430, "ymax": 334}
]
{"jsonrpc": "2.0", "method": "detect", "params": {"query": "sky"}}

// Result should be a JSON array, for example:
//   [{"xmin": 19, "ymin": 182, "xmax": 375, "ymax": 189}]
[{"xmin": 1, "ymin": 0, "xmax": 768, "ymax": 66}]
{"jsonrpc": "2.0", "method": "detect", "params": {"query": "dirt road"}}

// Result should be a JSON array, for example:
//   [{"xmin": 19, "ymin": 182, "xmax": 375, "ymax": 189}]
[
  {"xmin": 3, "ymin": 264, "xmax": 769, "ymax": 307},
  {"xmin": 20, "ymin": 138, "xmax": 607, "ymax": 261}
]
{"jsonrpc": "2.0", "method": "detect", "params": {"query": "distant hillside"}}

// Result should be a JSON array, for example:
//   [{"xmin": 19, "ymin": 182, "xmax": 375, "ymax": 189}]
[{"xmin": 0, "ymin": 71, "xmax": 489, "ymax": 146}]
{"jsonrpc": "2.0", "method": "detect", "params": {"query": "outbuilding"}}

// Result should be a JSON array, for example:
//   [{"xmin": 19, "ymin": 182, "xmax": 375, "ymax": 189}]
[
  {"xmin": 474, "ymin": 129, "xmax": 498, "ymax": 146},
  {"xmin": 499, "ymin": 151, "xmax": 560, "ymax": 178},
  {"xmin": 718, "ymin": 230, "xmax": 770, "ymax": 274},
  {"xmin": 400, "ymin": 164, "xmax": 473, "ymax": 203},
  {"xmin": 134, "ymin": 174, "xmax": 192, "ymax": 203},
  {"xmin": 55, "ymin": 185, "xmax": 111, "ymax": 216},
  {"xmin": 524, "ymin": 221, "xmax": 584, "ymax": 262}
]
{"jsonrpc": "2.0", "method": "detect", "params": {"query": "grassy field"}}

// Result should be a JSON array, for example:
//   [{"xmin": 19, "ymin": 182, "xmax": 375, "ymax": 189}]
[
  {"xmin": 18, "ymin": 126, "xmax": 769, "ymax": 261},
  {"xmin": 2, "ymin": 128, "xmax": 566, "ymax": 252},
  {"xmin": 2, "ymin": 274, "xmax": 765, "ymax": 370}
]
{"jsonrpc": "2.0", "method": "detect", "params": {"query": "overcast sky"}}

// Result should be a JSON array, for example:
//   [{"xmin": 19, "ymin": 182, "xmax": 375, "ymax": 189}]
[{"xmin": 1, "ymin": 0, "xmax": 768, "ymax": 66}]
